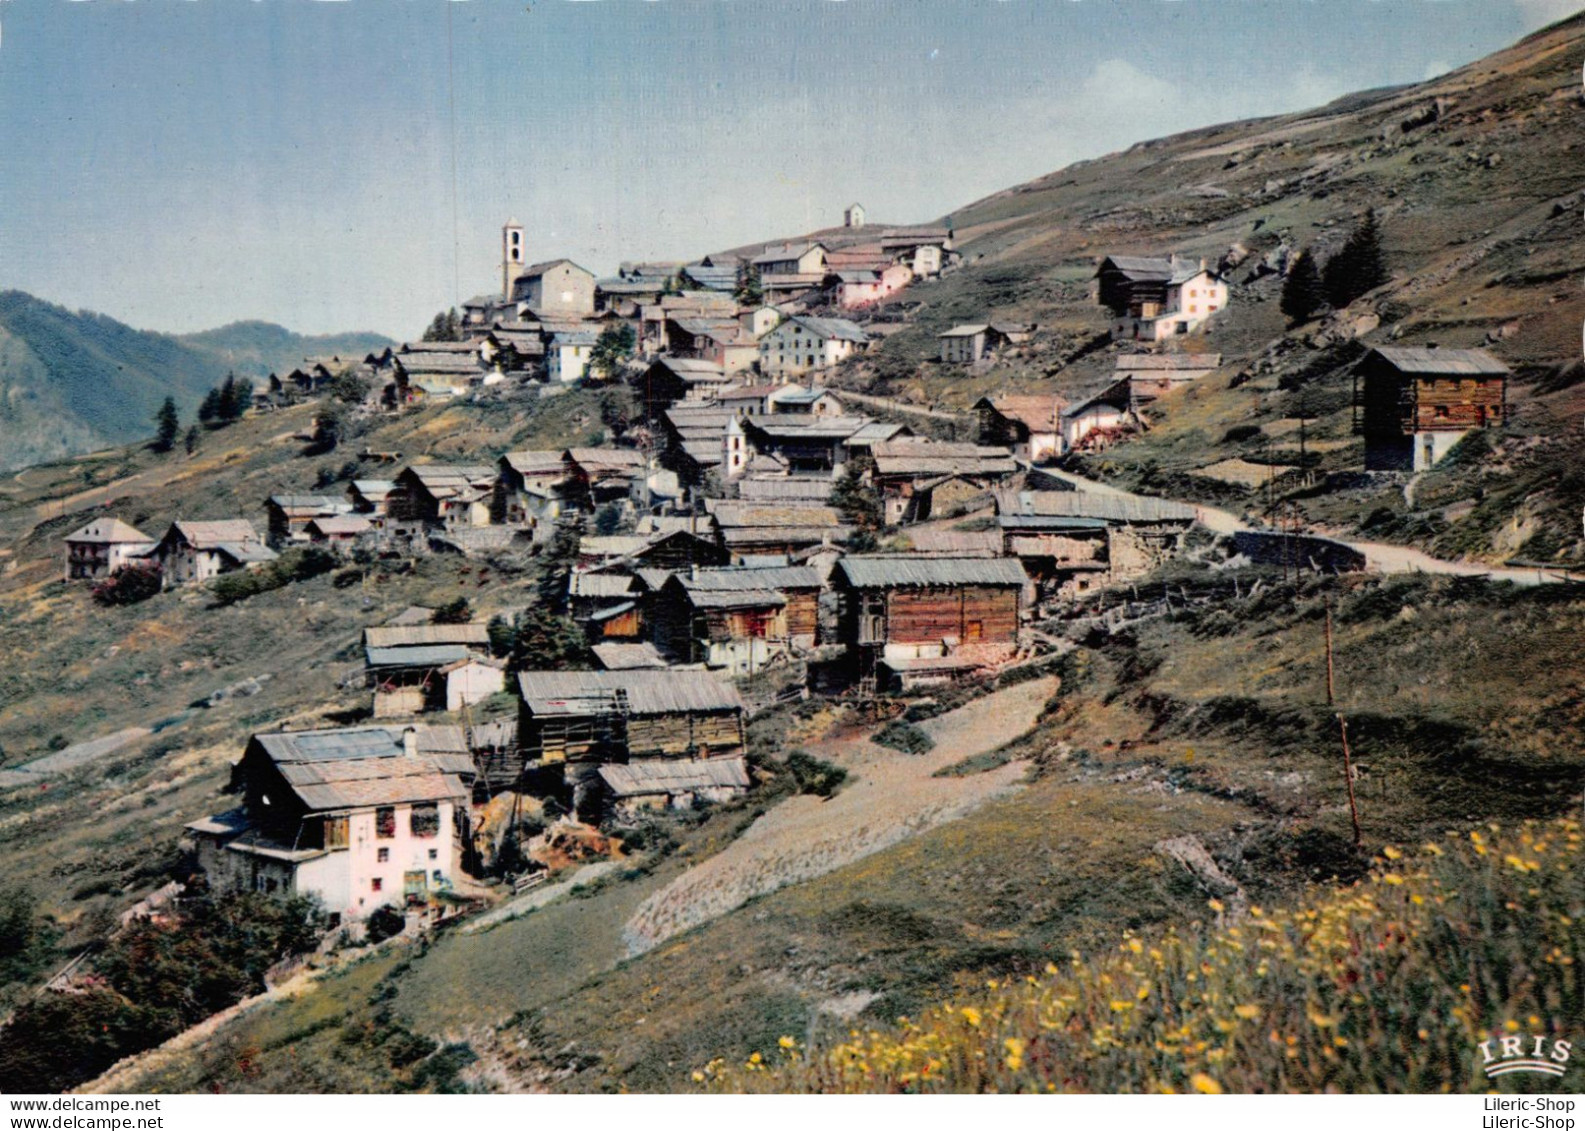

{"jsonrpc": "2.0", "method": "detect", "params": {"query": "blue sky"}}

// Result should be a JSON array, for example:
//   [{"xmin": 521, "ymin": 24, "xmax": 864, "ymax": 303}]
[{"xmin": 0, "ymin": 0, "xmax": 1573, "ymax": 339}]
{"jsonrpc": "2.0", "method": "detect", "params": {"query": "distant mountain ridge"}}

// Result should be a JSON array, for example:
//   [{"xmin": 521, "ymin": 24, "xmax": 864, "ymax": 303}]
[{"xmin": 0, "ymin": 292, "xmax": 392, "ymax": 472}]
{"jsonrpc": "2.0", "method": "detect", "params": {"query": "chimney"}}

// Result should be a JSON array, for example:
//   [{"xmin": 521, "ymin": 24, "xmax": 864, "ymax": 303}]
[
  {"xmin": 1199, "ymin": 258, "xmax": 1207, "ymax": 272},
  {"xmin": 402, "ymin": 726, "xmax": 418, "ymax": 758},
  {"xmin": 690, "ymin": 563, "xmax": 699, "ymax": 581}
]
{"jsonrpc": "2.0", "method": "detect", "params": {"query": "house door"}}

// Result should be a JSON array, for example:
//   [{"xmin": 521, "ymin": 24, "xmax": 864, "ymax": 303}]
[{"xmin": 403, "ymin": 871, "xmax": 428, "ymax": 905}]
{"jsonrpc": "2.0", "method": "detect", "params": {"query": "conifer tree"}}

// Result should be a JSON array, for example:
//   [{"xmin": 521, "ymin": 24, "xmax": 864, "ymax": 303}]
[
  {"xmin": 1280, "ymin": 248, "xmax": 1326, "ymax": 324},
  {"xmin": 152, "ymin": 397, "xmax": 179, "ymax": 453}
]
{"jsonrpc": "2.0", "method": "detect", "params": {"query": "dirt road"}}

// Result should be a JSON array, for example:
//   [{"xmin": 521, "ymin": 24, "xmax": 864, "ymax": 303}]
[
  {"xmin": 1040, "ymin": 468, "xmax": 1562, "ymax": 587},
  {"xmin": 621, "ymin": 676, "xmax": 1057, "ymax": 956}
]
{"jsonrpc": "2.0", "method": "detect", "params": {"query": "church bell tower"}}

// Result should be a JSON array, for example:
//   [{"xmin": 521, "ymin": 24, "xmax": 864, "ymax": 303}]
[{"xmin": 502, "ymin": 219, "xmax": 525, "ymax": 300}]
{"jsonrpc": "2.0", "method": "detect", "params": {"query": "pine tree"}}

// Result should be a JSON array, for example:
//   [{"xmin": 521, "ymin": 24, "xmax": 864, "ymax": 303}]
[
  {"xmin": 1323, "ymin": 209, "xmax": 1388, "ymax": 310},
  {"xmin": 735, "ymin": 263, "xmax": 763, "ymax": 306},
  {"xmin": 152, "ymin": 398, "xmax": 179, "ymax": 453},
  {"xmin": 535, "ymin": 512, "xmax": 585, "ymax": 613},
  {"xmin": 421, "ymin": 307, "xmax": 463, "ymax": 343},
  {"xmin": 1280, "ymin": 248, "xmax": 1326, "ymax": 325},
  {"xmin": 830, "ymin": 462, "xmax": 883, "ymax": 550},
  {"xmin": 184, "ymin": 425, "xmax": 200, "ymax": 455},
  {"xmin": 197, "ymin": 388, "xmax": 222, "ymax": 425}
]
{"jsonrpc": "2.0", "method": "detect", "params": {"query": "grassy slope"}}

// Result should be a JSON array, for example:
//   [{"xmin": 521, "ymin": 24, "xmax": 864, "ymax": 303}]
[
  {"xmin": 95, "ymin": 568, "xmax": 1585, "ymax": 1093},
  {"xmin": 4, "ymin": 15, "xmax": 1583, "ymax": 1095},
  {"xmin": 0, "ymin": 388, "xmax": 613, "ymax": 949}
]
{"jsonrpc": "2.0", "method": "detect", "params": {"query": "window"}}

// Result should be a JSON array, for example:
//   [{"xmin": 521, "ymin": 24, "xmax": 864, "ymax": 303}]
[
  {"xmin": 377, "ymin": 847, "xmax": 390, "ymax": 863},
  {"xmin": 371, "ymin": 877, "xmax": 383, "ymax": 892},
  {"xmin": 324, "ymin": 817, "xmax": 348, "ymax": 849},
  {"xmin": 428, "ymin": 848, "xmax": 438, "ymax": 861},
  {"xmin": 410, "ymin": 803, "xmax": 440, "ymax": 839},
  {"xmin": 375, "ymin": 807, "xmax": 396, "ymax": 839}
]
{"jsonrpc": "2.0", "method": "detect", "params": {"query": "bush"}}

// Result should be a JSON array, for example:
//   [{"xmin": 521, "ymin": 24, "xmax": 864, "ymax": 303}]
[
  {"xmin": 430, "ymin": 597, "xmax": 472, "ymax": 625},
  {"xmin": 365, "ymin": 905, "xmax": 406, "ymax": 945},
  {"xmin": 784, "ymin": 751, "xmax": 849, "ymax": 797},
  {"xmin": 872, "ymin": 720, "xmax": 936, "ymax": 756},
  {"xmin": 210, "ymin": 546, "xmax": 339, "ymax": 606},
  {"xmin": 91, "ymin": 563, "xmax": 163, "ymax": 606},
  {"xmin": 0, "ymin": 892, "xmax": 324, "ymax": 1093}
]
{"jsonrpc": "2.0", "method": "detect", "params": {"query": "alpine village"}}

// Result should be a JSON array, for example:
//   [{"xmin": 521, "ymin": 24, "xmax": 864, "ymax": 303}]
[{"xmin": 0, "ymin": 12, "xmax": 1582, "ymax": 1098}]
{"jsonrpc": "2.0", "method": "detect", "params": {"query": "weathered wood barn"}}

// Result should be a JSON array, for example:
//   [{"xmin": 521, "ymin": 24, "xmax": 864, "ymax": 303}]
[
  {"xmin": 649, "ymin": 564, "xmax": 823, "ymax": 674},
  {"xmin": 869, "ymin": 441, "xmax": 1018, "ymax": 525},
  {"xmin": 831, "ymin": 556, "xmax": 1028, "ymax": 691},
  {"xmin": 1352, "ymin": 346, "xmax": 1509, "ymax": 471},
  {"xmin": 264, "ymin": 494, "xmax": 352, "ymax": 549},
  {"xmin": 516, "ymin": 670, "xmax": 748, "ymax": 818},
  {"xmin": 493, "ymin": 450, "xmax": 569, "ymax": 531},
  {"xmin": 705, "ymin": 499, "xmax": 850, "ymax": 560},
  {"xmin": 387, "ymin": 465, "xmax": 497, "ymax": 530},
  {"xmin": 363, "ymin": 623, "xmax": 497, "ymax": 718},
  {"xmin": 975, "ymin": 396, "xmax": 1068, "ymax": 464},
  {"xmin": 151, "ymin": 520, "xmax": 277, "ymax": 588}
]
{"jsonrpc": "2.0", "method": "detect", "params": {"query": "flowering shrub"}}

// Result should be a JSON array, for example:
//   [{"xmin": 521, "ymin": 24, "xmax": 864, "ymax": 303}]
[{"xmin": 698, "ymin": 819, "xmax": 1583, "ymax": 1093}]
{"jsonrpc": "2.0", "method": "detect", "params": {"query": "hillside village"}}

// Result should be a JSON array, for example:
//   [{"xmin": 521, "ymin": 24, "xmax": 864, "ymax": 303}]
[{"xmin": 0, "ymin": 10, "xmax": 1583, "ymax": 1096}]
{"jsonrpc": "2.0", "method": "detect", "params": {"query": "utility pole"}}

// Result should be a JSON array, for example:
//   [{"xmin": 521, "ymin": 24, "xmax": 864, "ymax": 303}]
[{"xmin": 1338, "ymin": 713, "xmax": 1362, "ymax": 847}]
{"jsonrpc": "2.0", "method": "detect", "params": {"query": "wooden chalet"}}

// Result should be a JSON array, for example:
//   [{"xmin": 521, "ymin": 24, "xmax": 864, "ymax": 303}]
[
  {"xmin": 387, "ymin": 465, "xmax": 497, "ymax": 531},
  {"xmin": 264, "ymin": 494, "xmax": 351, "ymax": 548},
  {"xmin": 830, "ymin": 556, "xmax": 1028, "ymax": 692},
  {"xmin": 633, "ymin": 357, "xmax": 734, "ymax": 419},
  {"xmin": 649, "ymin": 564, "xmax": 822, "ymax": 675},
  {"xmin": 741, "ymin": 415, "xmax": 872, "ymax": 474},
  {"xmin": 975, "ymin": 396, "xmax": 1068, "ymax": 464},
  {"xmin": 1352, "ymin": 346, "xmax": 1509, "ymax": 471},
  {"xmin": 151, "ymin": 520, "xmax": 277, "ymax": 588},
  {"xmin": 494, "ymin": 450, "xmax": 569, "ymax": 532},
  {"xmin": 187, "ymin": 725, "xmax": 471, "ymax": 919},
  {"xmin": 363, "ymin": 623, "xmax": 497, "ymax": 718},
  {"xmin": 869, "ymin": 441, "xmax": 1018, "ymax": 524},
  {"xmin": 998, "ymin": 489, "xmax": 1198, "ymax": 592},
  {"xmin": 515, "ymin": 670, "xmax": 748, "ymax": 819},
  {"xmin": 562, "ymin": 447, "xmax": 648, "ymax": 509},
  {"xmin": 346, "ymin": 479, "xmax": 397, "ymax": 526},
  {"xmin": 304, "ymin": 513, "xmax": 373, "ymax": 550},
  {"xmin": 705, "ymin": 499, "xmax": 850, "ymax": 560}
]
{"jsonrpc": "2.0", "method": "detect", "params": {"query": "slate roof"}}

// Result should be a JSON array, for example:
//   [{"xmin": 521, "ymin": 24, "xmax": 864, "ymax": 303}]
[
  {"xmin": 590, "ymin": 642, "xmax": 670, "ymax": 671},
  {"xmin": 1114, "ymin": 353, "xmax": 1223, "ymax": 371},
  {"xmin": 871, "ymin": 442, "xmax": 1018, "ymax": 478},
  {"xmin": 980, "ymin": 396, "xmax": 1068, "ymax": 433},
  {"xmin": 245, "ymin": 726, "xmax": 469, "ymax": 812},
  {"xmin": 752, "ymin": 243, "xmax": 825, "ymax": 266},
  {"xmin": 64, "ymin": 518, "xmax": 152, "ymax": 545},
  {"xmin": 350, "ymin": 479, "xmax": 396, "ymax": 499},
  {"xmin": 599, "ymin": 757, "xmax": 750, "ymax": 798},
  {"xmin": 737, "ymin": 478, "xmax": 837, "ymax": 502},
  {"xmin": 940, "ymin": 324, "xmax": 990, "ymax": 338},
  {"xmin": 501, "ymin": 450, "xmax": 568, "ymax": 477},
  {"xmin": 836, "ymin": 555, "xmax": 1028, "ymax": 589},
  {"xmin": 1365, "ymin": 347, "xmax": 1509, "ymax": 376},
  {"xmin": 363, "ymin": 623, "xmax": 492, "ymax": 649},
  {"xmin": 307, "ymin": 514, "xmax": 372, "ymax": 536},
  {"xmin": 783, "ymin": 316, "xmax": 869, "ymax": 344},
  {"xmin": 1001, "ymin": 489, "xmax": 1198, "ymax": 524},
  {"xmin": 680, "ymin": 564, "xmax": 822, "ymax": 591},
  {"xmin": 705, "ymin": 500, "xmax": 842, "ymax": 528},
  {"xmin": 517, "ymin": 670, "xmax": 744, "ymax": 717},
  {"xmin": 365, "ymin": 644, "xmax": 473, "ymax": 669},
  {"xmin": 171, "ymin": 519, "xmax": 264, "ymax": 549}
]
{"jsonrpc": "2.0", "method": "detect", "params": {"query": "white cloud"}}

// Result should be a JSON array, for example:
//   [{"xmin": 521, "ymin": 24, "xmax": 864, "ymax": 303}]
[{"xmin": 1512, "ymin": 0, "xmax": 1585, "ymax": 31}]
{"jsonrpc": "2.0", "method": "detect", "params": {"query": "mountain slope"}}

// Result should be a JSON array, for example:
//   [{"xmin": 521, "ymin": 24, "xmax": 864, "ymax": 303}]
[
  {"xmin": 0, "ymin": 292, "xmax": 392, "ymax": 472},
  {"xmin": 812, "ymin": 10, "xmax": 1585, "ymax": 563}
]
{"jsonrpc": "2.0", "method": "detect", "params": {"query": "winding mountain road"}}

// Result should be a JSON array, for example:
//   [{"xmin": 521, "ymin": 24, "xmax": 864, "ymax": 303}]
[{"xmin": 1036, "ymin": 468, "xmax": 1568, "ymax": 587}]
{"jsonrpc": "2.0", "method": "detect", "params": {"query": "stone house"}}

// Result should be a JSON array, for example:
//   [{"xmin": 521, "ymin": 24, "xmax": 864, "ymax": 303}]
[
  {"xmin": 151, "ymin": 520, "xmax": 277, "ymax": 588},
  {"xmin": 186, "ymin": 725, "xmax": 470, "ymax": 921},
  {"xmin": 62, "ymin": 518, "xmax": 154, "ymax": 582}
]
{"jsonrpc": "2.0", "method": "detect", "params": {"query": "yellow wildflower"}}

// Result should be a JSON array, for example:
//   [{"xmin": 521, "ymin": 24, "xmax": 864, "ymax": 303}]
[
  {"xmin": 1191, "ymin": 1073, "xmax": 1224, "ymax": 1094},
  {"xmin": 1004, "ymin": 1038, "xmax": 1026, "ymax": 1072},
  {"xmin": 961, "ymin": 1007, "xmax": 982, "ymax": 1028}
]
